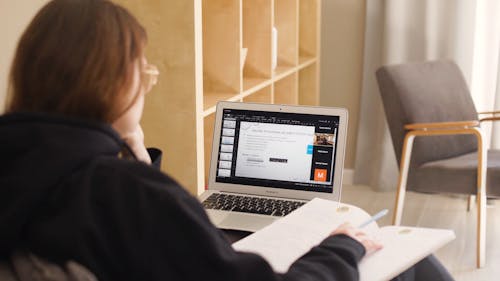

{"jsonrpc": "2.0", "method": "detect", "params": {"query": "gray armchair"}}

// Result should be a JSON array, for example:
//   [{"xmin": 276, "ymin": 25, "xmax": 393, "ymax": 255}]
[
  {"xmin": 376, "ymin": 60, "xmax": 500, "ymax": 268},
  {"xmin": 0, "ymin": 251, "xmax": 97, "ymax": 281}
]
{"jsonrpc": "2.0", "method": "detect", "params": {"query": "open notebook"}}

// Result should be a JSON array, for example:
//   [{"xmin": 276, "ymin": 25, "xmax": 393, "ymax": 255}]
[{"xmin": 232, "ymin": 198, "xmax": 455, "ymax": 281}]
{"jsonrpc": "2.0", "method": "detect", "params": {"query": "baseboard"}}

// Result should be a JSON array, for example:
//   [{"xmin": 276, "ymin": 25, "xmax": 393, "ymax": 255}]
[{"xmin": 343, "ymin": 169, "xmax": 354, "ymax": 185}]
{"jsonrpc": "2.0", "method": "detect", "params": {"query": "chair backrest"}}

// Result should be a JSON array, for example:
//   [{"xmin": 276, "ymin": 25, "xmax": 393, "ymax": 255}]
[
  {"xmin": 0, "ymin": 251, "xmax": 98, "ymax": 281},
  {"xmin": 0, "ymin": 261, "xmax": 17, "ymax": 281},
  {"xmin": 376, "ymin": 60, "xmax": 478, "ymax": 168}
]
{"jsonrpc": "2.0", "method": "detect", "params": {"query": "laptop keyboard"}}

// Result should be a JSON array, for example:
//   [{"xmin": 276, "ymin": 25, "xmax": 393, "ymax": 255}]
[{"xmin": 202, "ymin": 193, "xmax": 306, "ymax": 217}]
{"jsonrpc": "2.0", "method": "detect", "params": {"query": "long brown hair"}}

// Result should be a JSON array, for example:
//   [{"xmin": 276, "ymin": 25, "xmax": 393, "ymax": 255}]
[{"xmin": 6, "ymin": 0, "xmax": 147, "ymax": 123}]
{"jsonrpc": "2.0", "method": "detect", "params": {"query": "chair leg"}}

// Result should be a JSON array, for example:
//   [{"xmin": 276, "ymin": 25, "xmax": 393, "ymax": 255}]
[
  {"xmin": 393, "ymin": 178, "xmax": 406, "ymax": 226},
  {"xmin": 393, "ymin": 134, "xmax": 415, "ymax": 226},
  {"xmin": 467, "ymin": 195, "xmax": 475, "ymax": 212},
  {"xmin": 477, "ymin": 191, "xmax": 486, "ymax": 268},
  {"xmin": 475, "ymin": 128, "xmax": 487, "ymax": 268}
]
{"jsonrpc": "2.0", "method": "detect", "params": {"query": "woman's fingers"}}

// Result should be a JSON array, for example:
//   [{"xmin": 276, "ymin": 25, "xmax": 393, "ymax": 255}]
[{"xmin": 331, "ymin": 222, "xmax": 383, "ymax": 256}]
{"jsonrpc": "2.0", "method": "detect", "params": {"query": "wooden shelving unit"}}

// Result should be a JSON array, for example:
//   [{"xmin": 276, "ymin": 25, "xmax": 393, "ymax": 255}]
[{"xmin": 117, "ymin": 0, "xmax": 321, "ymax": 195}]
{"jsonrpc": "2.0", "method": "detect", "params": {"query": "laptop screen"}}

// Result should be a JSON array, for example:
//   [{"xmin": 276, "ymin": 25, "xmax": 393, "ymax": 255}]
[{"xmin": 215, "ymin": 108, "xmax": 340, "ymax": 194}]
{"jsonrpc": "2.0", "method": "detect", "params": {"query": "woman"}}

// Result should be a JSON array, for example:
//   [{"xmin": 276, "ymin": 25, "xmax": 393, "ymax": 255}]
[{"xmin": 0, "ymin": 1, "xmax": 454, "ymax": 281}]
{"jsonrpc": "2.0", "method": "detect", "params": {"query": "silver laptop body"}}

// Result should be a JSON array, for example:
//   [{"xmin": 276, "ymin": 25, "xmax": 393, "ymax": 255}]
[{"xmin": 199, "ymin": 101, "xmax": 348, "ymax": 232}]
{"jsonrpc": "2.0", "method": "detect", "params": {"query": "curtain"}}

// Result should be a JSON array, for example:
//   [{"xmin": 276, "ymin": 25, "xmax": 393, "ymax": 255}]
[{"xmin": 354, "ymin": 0, "xmax": 500, "ymax": 191}]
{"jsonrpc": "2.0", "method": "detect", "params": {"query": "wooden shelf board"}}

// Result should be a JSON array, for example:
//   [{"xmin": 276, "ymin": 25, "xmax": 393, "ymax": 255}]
[
  {"xmin": 273, "ymin": 64, "xmax": 296, "ymax": 81},
  {"xmin": 243, "ymin": 85, "xmax": 272, "ymax": 103},
  {"xmin": 241, "ymin": 77, "xmax": 273, "ymax": 100},
  {"xmin": 203, "ymin": 92, "xmax": 239, "ymax": 116},
  {"xmin": 298, "ymin": 56, "xmax": 317, "ymax": 69},
  {"xmin": 243, "ymin": 77, "xmax": 268, "ymax": 91}
]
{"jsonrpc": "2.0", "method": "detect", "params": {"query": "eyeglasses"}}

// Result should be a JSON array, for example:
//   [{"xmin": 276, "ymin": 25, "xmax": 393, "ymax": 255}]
[{"xmin": 142, "ymin": 63, "xmax": 159, "ymax": 93}]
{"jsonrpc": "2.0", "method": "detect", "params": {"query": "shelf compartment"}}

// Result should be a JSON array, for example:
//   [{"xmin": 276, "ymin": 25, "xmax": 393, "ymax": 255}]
[
  {"xmin": 243, "ymin": 77, "xmax": 269, "ymax": 92},
  {"xmin": 203, "ymin": 0, "xmax": 242, "ymax": 94},
  {"xmin": 275, "ymin": 0, "xmax": 299, "ymax": 67},
  {"xmin": 243, "ymin": 85, "xmax": 273, "ymax": 103},
  {"xmin": 274, "ymin": 73, "xmax": 298, "ymax": 105},
  {"xmin": 299, "ymin": 0, "xmax": 320, "ymax": 58},
  {"xmin": 298, "ymin": 62, "xmax": 318, "ymax": 105},
  {"xmin": 203, "ymin": 92, "xmax": 241, "ymax": 116},
  {"xmin": 242, "ymin": 0, "xmax": 272, "ymax": 80}
]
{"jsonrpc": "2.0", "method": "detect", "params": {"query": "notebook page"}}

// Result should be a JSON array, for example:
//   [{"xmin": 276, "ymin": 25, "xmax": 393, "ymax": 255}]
[
  {"xmin": 359, "ymin": 226, "xmax": 455, "ymax": 281},
  {"xmin": 232, "ymin": 198, "xmax": 375, "ymax": 273}
]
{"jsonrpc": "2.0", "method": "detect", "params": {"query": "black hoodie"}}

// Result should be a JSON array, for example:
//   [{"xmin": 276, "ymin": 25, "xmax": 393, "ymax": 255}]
[{"xmin": 0, "ymin": 112, "xmax": 365, "ymax": 281}]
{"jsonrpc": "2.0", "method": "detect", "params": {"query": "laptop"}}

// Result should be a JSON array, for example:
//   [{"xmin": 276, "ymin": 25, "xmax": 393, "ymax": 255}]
[{"xmin": 199, "ymin": 101, "xmax": 348, "ymax": 232}]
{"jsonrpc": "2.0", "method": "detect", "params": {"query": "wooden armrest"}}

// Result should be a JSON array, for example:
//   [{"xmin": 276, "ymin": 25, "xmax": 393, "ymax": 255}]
[
  {"xmin": 478, "ymin": 111, "xmax": 500, "ymax": 122},
  {"xmin": 480, "ymin": 116, "xmax": 500, "ymax": 122},
  {"xmin": 404, "ymin": 120, "xmax": 480, "ymax": 131},
  {"xmin": 478, "ymin": 110, "xmax": 500, "ymax": 115}
]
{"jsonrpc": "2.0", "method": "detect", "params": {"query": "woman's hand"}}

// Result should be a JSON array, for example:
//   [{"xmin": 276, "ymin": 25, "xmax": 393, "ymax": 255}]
[
  {"xmin": 119, "ymin": 125, "xmax": 151, "ymax": 164},
  {"xmin": 112, "ymin": 108, "xmax": 151, "ymax": 164},
  {"xmin": 331, "ymin": 223, "xmax": 383, "ymax": 255},
  {"xmin": 111, "ymin": 75, "xmax": 151, "ymax": 165}
]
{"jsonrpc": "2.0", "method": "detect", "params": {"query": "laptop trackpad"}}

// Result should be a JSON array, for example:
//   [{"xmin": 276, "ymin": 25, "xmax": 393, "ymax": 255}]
[{"xmin": 218, "ymin": 213, "xmax": 277, "ymax": 233}]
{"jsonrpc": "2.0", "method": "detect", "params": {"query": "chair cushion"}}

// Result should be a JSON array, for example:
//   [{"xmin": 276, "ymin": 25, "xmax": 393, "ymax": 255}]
[{"xmin": 408, "ymin": 149, "xmax": 500, "ymax": 197}]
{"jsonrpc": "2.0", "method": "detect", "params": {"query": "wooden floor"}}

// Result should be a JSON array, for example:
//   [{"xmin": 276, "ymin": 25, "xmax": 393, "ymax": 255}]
[{"xmin": 342, "ymin": 185, "xmax": 500, "ymax": 281}]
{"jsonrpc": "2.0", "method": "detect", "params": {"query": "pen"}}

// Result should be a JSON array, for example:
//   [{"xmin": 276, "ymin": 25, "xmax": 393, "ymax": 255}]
[{"xmin": 358, "ymin": 209, "xmax": 389, "ymax": 228}]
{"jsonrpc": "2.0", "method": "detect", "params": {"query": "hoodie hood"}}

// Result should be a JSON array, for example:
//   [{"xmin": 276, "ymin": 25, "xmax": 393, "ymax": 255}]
[{"xmin": 0, "ymin": 112, "xmax": 125, "ymax": 254}]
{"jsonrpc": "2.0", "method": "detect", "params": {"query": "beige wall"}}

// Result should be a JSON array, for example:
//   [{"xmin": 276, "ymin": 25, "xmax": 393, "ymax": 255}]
[
  {"xmin": 320, "ymin": 0, "xmax": 366, "ymax": 169},
  {"xmin": 0, "ymin": 1, "xmax": 49, "ymax": 113}
]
